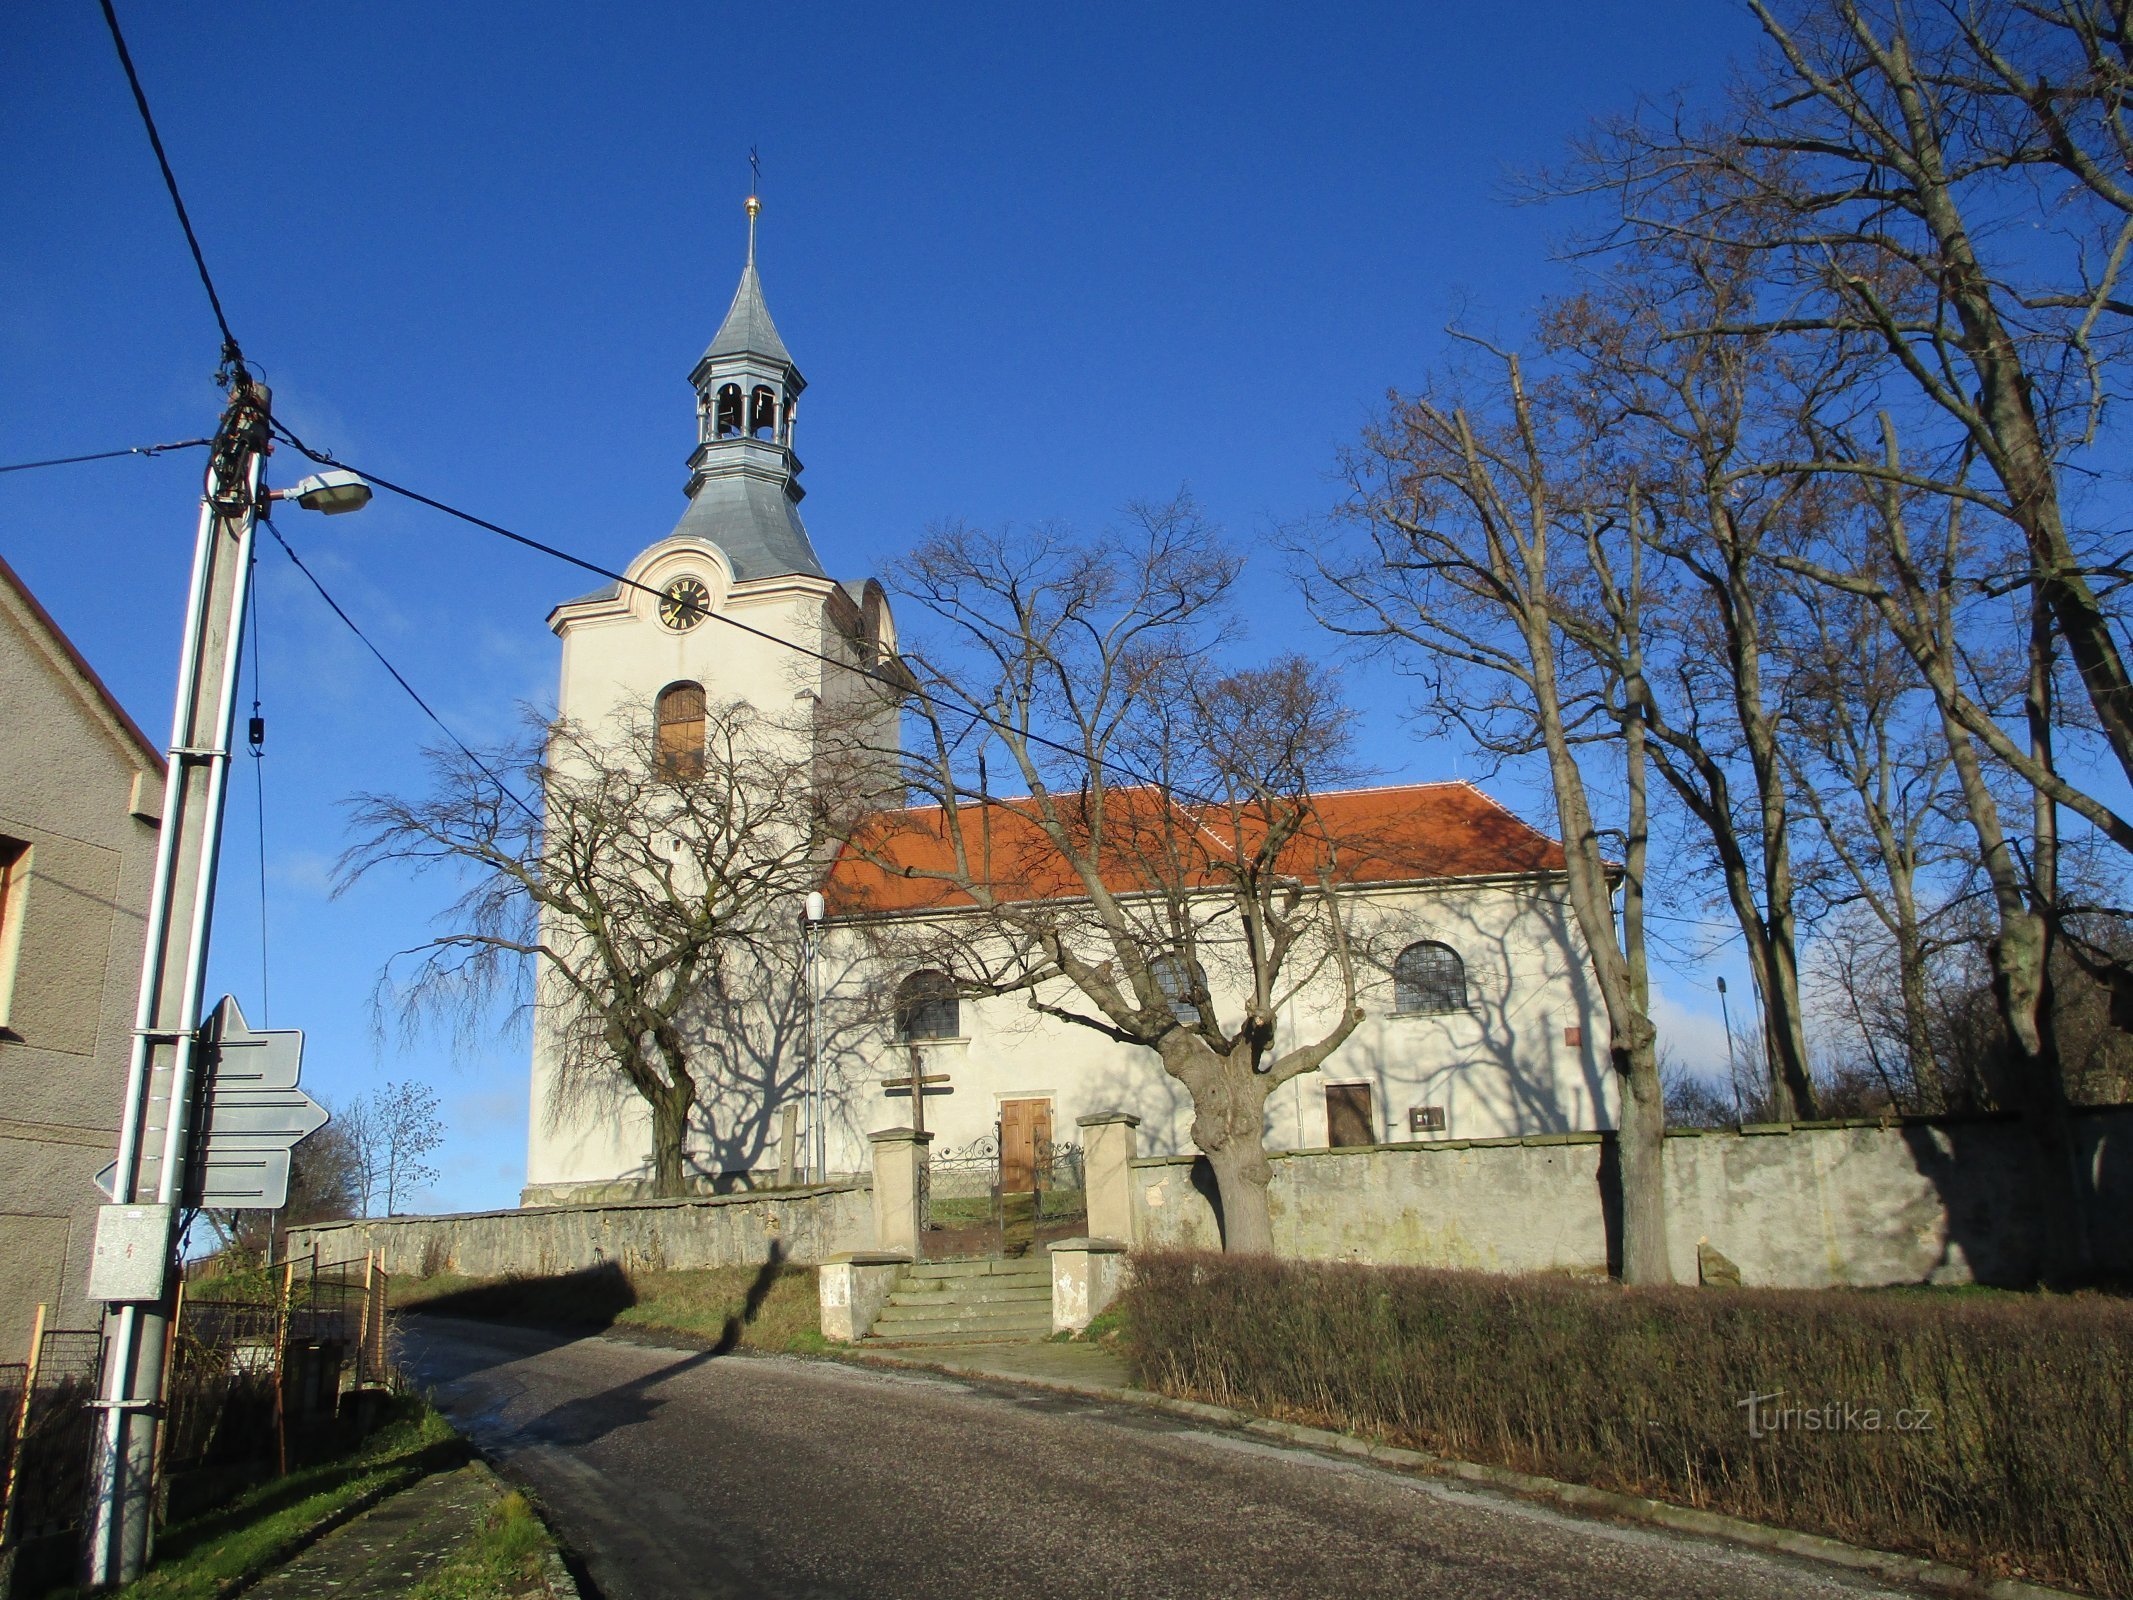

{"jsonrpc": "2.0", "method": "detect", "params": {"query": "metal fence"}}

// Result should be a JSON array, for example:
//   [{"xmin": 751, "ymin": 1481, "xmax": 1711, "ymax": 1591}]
[
  {"xmin": 926, "ymin": 1134, "xmax": 1087, "ymax": 1258},
  {"xmin": 0, "ymin": 1248, "xmax": 398, "ymax": 1590}
]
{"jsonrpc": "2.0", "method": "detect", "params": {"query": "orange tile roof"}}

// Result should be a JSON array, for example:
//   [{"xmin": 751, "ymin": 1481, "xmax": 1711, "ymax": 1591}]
[{"xmin": 822, "ymin": 781, "xmax": 1565, "ymax": 916}]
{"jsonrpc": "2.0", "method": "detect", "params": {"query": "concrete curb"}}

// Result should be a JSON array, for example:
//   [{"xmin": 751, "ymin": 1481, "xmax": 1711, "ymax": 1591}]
[
  {"xmin": 461, "ymin": 1441, "xmax": 584, "ymax": 1599},
  {"xmin": 837, "ymin": 1348, "xmax": 2083, "ymax": 1600}
]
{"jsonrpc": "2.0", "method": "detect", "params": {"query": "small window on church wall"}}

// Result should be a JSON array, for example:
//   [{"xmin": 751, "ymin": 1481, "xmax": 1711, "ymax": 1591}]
[
  {"xmin": 1152, "ymin": 954, "xmax": 1200, "ymax": 1026},
  {"xmin": 714, "ymin": 384, "xmax": 744, "ymax": 439},
  {"xmin": 1393, "ymin": 940, "xmax": 1467, "ymax": 1014},
  {"xmin": 655, "ymin": 682, "xmax": 706, "ymax": 780},
  {"xmin": 896, "ymin": 969, "xmax": 960, "ymax": 1041},
  {"xmin": 749, "ymin": 385, "xmax": 779, "ymax": 438}
]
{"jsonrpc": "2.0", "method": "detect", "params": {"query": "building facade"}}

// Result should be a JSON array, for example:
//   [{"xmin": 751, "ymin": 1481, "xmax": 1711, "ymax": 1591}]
[
  {"xmin": 0, "ymin": 555, "xmax": 162, "ymax": 1352},
  {"xmin": 522, "ymin": 212, "xmax": 1614, "ymax": 1203}
]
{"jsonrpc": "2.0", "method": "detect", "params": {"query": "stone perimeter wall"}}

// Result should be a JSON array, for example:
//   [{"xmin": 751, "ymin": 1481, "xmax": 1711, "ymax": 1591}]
[
  {"xmin": 287, "ymin": 1182, "xmax": 873, "ymax": 1279},
  {"xmin": 1133, "ymin": 1110, "xmax": 2133, "ymax": 1287}
]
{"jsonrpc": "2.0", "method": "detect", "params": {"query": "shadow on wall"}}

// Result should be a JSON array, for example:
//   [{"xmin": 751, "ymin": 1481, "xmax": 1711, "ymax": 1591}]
[
  {"xmin": 403, "ymin": 1240, "xmax": 789, "ymax": 1353},
  {"xmin": 1336, "ymin": 893, "xmax": 1612, "ymax": 1142},
  {"xmin": 1897, "ymin": 1111, "xmax": 2133, "ymax": 1288}
]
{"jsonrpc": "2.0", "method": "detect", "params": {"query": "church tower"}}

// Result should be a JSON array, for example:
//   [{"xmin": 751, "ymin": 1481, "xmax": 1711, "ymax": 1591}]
[
  {"xmin": 525, "ymin": 197, "xmax": 899, "ymax": 1203},
  {"xmin": 675, "ymin": 194, "xmax": 822, "ymax": 582}
]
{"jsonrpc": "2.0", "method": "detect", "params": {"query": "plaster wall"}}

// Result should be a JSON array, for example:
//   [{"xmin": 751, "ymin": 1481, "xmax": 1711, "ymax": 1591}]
[
  {"xmin": 1129, "ymin": 1109, "xmax": 2133, "ymax": 1287},
  {"xmin": 287, "ymin": 1181, "xmax": 872, "ymax": 1278},
  {"xmin": 0, "ymin": 576, "xmax": 161, "ymax": 1353},
  {"xmin": 807, "ymin": 876, "xmax": 1614, "ymax": 1177}
]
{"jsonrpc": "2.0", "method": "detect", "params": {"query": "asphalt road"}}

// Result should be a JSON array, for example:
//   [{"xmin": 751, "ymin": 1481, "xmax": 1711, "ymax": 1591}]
[{"xmin": 402, "ymin": 1317, "xmax": 1918, "ymax": 1600}]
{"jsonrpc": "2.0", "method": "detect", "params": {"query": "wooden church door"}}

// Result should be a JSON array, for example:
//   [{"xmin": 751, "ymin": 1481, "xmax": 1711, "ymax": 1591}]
[{"xmin": 999, "ymin": 1098, "xmax": 1051, "ymax": 1194}]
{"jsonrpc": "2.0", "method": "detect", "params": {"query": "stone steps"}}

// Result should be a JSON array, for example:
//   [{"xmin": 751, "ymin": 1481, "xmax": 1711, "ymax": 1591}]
[{"xmin": 863, "ymin": 1257, "xmax": 1054, "ymax": 1346}]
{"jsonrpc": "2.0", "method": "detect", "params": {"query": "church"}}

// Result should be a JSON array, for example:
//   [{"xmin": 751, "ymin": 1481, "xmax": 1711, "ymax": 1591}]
[{"xmin": 522, "ymin": 205, "xmax": 1615, "ymax": 1204}]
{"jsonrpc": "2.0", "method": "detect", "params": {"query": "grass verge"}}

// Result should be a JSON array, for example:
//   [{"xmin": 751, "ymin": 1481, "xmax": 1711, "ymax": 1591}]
[
  {"xmin": 404, "ymin": 1487, "xmax": 557, "ymax": 1600},
  {"xmin": 393, "ymin": 1260, "xmax": 826, "ymax": 1353},
  {"xmin": 65, "ymin": 1397, "xmax": 464, "ymax": 1600},
  {"xmin": 1123, "ymin": 1251, "xmax": 2133, "ymax": 1598}
]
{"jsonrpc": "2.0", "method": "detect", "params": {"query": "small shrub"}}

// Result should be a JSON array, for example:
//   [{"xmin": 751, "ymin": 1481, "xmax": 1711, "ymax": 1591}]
[{"xmin": 1123, "ymin": 1252, "xmax": 2133, "ymax": 1598}]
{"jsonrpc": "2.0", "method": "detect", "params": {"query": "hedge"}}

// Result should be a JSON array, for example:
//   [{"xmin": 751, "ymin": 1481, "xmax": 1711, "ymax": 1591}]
[{"xmin": 1122, "ymin": 1252, "xmax": 2133, "ymax": 1596}]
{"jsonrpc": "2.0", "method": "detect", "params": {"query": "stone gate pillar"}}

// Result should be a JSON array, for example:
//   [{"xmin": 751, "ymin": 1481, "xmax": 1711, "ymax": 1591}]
[
  {"xmin": 1078, "ymin": 1110, "xmax": 1140, "ymax": 1245},
  {"xmin": 869, "ymin": 1126, "xmax": 932, "ymax": 1259}
]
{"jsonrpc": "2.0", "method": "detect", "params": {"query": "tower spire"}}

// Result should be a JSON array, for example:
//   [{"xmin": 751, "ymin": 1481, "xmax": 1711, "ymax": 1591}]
[{"xmin": 672, "ymin": 179, "xmax": 821, "ymax": 582}]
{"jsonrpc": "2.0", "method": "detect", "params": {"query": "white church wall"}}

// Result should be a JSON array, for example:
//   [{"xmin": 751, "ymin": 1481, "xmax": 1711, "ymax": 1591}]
[{"xmin": 813, "ymin": 874, "xmax": 1613, "ymax": 1179}]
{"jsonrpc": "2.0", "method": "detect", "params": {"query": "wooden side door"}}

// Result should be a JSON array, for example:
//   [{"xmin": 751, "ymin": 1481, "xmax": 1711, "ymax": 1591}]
[
  {"xmin": 1000, "ymin": 1098, "xmax": 1050, "ymax": 1193},
  {"xmin": 1325, "ymin": 1083, "xmax": 1375, "ymax": 1148}
]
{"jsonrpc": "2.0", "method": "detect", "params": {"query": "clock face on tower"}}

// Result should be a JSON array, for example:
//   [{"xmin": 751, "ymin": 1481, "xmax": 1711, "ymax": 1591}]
[{"xmin": 658, "ymin": 576, "xmax": 711, "ymax": 631}]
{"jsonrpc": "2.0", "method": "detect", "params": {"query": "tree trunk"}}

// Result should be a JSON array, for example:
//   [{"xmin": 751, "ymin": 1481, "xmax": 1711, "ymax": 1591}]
[
  {"xmin": 1201, "ymin": 1136, "xmax": 1277, "ymax": 1256},
  {"xmin": 1614, "ymin": 1042, "xmax": 1670, "ymax": 1285},
  {"xmin": 650, "ymin": 1089, "xmax": 693, "ymax": 1198},
  {"xmin": 1893, "ymin": 918, "xmax": 1943, "ymax": 1113}
]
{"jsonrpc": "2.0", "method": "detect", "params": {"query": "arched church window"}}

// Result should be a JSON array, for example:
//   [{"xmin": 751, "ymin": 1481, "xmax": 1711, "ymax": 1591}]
[
  {"xmin": 1152, "ymin": 954, "xmax": 1200, "ymax": 1025},
  {"xmin": 895, "ymin": 969, "xmax": 960, "ymax": 1041},
  {"xmin": 1393, "ymin": 940, "xmax": 1467, "ymax": 1014},
  {"xmin": 655, "ymin": 681, "xmax": 706, "ymax": 780},
  {"xmin": 714, "ymin": 384, "xmax": 744, "ymax": 439},
  {"xmin": 749, "ymin": 385, "xmax": 779, "ymax": 438}
]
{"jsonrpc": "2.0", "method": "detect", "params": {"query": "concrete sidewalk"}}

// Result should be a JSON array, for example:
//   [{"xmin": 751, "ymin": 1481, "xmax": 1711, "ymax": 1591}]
[{"xmin": 247, "ymin": 1460, "xmax": 577, "ymax": 1600}]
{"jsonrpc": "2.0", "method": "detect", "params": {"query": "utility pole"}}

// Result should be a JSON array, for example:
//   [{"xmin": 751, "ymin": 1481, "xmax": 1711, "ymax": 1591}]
[
  {"xmin": 83, "ymin": 382, "xmax": 368, "ymax": 1586},
  {"xmin": 86, "ymin": 376, "xmax": 270, "ymax": 1587}
]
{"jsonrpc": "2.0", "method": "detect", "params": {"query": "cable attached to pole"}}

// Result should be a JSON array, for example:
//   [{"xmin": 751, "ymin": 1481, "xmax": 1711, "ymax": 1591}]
[
  {"xmin": 259, "ymin": 518, "xmax": 543, "ymax": 825},
  {"xmin": 0, "ymin": 438, "xmax": 211, "ymax": 475},
  {"xmin": 268, "ymin": 422, "xmax": 1219, "ymax": 809},
  {"xmin": 248, "ymin": 546, "xmax": 270, "ymax": 1026},
  {"xmin": 97, "ymin": 0, "xmax": 247, "ymax": 384}
]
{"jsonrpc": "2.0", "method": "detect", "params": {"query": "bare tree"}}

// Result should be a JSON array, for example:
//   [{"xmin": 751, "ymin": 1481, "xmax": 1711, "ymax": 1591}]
[
  {"xmin": 1543, "ymin": 266, "xmax": 1860, "ymax": 1119},
  {"xmin": 337, "ymin": 1080, "xmax": 445, "ymax": 1216},
  {"xmin": 1778, "ymin": 578, "xmax": 1963, "ymax": 1109},
  {"xmin": 1581, "ymin": 0, "xmax": 2133, "ymax": 797},
  {"xmin": 848, "ymin": 500, "xmax": 1373, "ymax": 1255},
  {"xmin": 1300, "ymin": 344, "xmax": 1675, "ymax": 1285},
  {"xmin": 340, "ymin": 701, "xmax": 878, "ymax": 1198}
]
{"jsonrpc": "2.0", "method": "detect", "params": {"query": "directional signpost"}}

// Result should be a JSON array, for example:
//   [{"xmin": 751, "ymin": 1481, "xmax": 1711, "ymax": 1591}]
[{"xmin": 93, "ymin": 996, "xmax": 327, "ymax": 1211}]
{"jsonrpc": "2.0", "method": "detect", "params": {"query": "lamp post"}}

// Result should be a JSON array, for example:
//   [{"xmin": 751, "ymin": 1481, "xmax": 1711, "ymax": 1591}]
[
  {"xmin": 86, "ymin": 381, "xmax": 369, "ymax": 1587},
  {"xmin": 1717, "ymin": 976, "xmax": 1744, "ymax": 1125},
  {"xmin": 802, "ymin": 889, "xmax": 826, "ymax": 1182}
]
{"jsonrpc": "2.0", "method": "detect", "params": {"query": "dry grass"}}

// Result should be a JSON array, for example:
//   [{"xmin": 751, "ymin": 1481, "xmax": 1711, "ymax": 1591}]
[
  {"xmin": 1124, "ymin": 1251, "xmax": 2133, "ymax": 1598},
  {"xmin": 392, "ymin": 1261, "xmax": 825, "ymax": 1353}
]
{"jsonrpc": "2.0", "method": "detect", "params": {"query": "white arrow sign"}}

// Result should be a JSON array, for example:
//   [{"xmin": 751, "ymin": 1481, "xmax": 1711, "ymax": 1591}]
[
  {"xmin": 95, "ymin": 999, "xmax": 328, "ymax": 1210},
  {"xmin": 193, "ymin": 997, "xmax": 326, "ymax": 1209}
]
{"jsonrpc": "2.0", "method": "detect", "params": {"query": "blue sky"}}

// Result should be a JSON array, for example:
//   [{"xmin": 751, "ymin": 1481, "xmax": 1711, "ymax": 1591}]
[{"xmin": 3, "ymin": 3, "xmax": 1765, "ymax": 1212}]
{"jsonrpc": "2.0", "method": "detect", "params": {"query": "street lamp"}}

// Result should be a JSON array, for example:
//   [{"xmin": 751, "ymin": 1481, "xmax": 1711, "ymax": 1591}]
[
  {"xmin": 1717, "ymin": 976, "xmax": 1744, "ymax": 1125},
  {"xmin": 88, "ymin": 382, "xmax": 369, "ymax": 1588},
  {"xmin": 801, "ymin": 890, "xmax": 826, "ymax": 1183},
  {"xmin": 274, "ymin": 468, "xmax": 372, "ymax": 515}
]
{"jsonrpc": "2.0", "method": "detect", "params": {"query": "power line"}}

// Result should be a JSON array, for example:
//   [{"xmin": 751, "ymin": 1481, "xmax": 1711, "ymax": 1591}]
[
  {"xmin": 269, "ymin": 422, "xmax": 1204, "ymax": 805},
  {"xmin": 259, "ymin": 518, "xmax": 542, "ymax": 825},
  {"xmin": 96, "ymin": 0, "xmax": 246, "ymax": 377},
  {"xmin": 247, "ymin": 546, "xmax": 270, "ymax": 1026},
  {"xmin": 0, "ymin": 438, "xmax": 210, "ymax": 475}
]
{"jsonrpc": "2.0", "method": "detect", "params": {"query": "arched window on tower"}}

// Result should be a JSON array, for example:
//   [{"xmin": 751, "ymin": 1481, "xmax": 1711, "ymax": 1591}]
[
  {"xmin": 714, "ymin": 384, "xmax": 744, "ymax": 439},
  {"xmin": 1393, "ymin": 940, "xmax": 1467, "ymax": 1014},
  {"xmin": 895, "ymin": 969, "xmax": 960, "ymax": 1041},
  {"xmin": 749, "ymin": 385, "xmax": 779, "ymax": 438},
  {"xmin": 655, "ymin": 681, "xmax": 706, "ymax": 780}
]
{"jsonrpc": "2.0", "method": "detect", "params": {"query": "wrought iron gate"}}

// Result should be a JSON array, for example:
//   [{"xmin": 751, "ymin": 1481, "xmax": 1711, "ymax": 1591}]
[{"xmin": 926, "ymin": 1127, "xmax": 1087, "ymax": 1259}]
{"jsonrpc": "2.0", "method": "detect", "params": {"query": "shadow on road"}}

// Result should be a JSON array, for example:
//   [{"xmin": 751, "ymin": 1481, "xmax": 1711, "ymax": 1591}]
[{"xmin": 412, "ymin": 1245, "xmax": 791, "ymax": 1452}]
